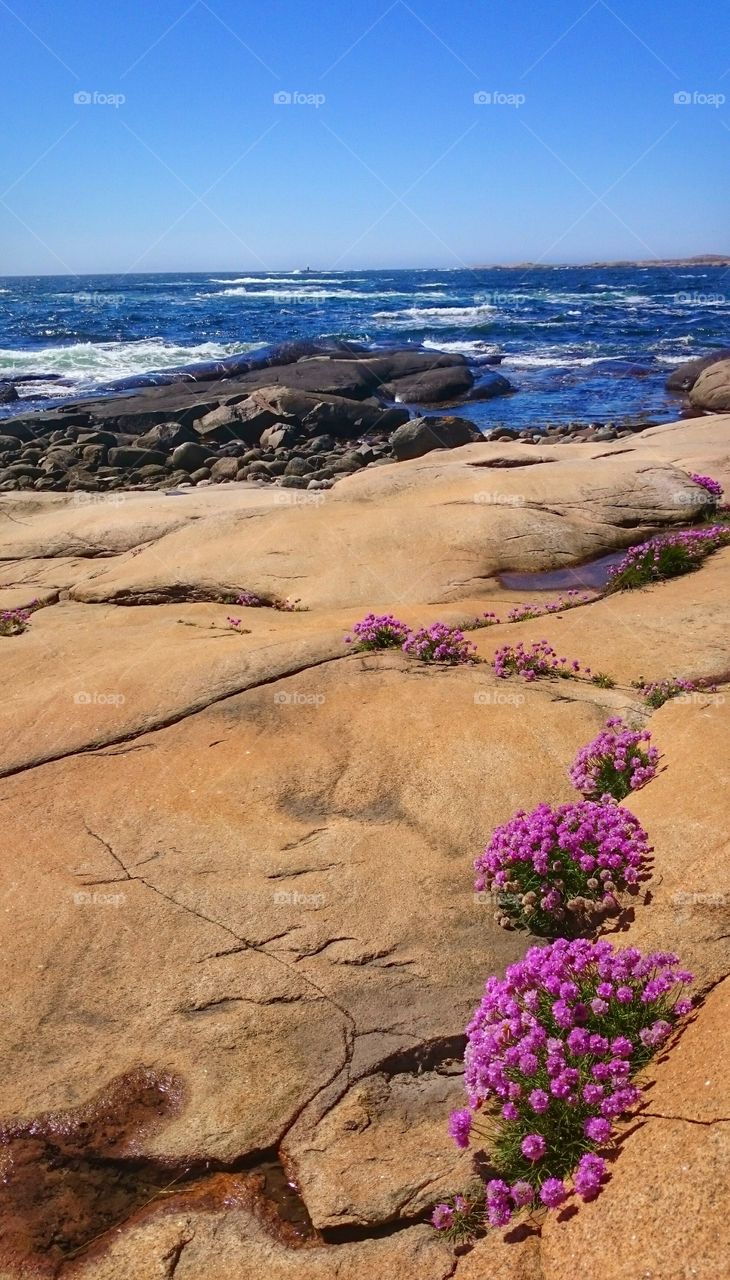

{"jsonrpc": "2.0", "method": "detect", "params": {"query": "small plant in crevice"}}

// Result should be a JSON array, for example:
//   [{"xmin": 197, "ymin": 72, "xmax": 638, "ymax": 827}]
[
  {"xmin": 432, "ymin": 938, "xmax": 694, "ymax": 1240},
  {"xmin": 493, "ymin": 640, "xmax": 590, "ymax": 682},
  {"xmin": 345, "ymin": 613, "xmax": 410, "ymax": 651},
  {"xmin": 569, "ymin": 717, "xmax": 659, "ymax": 801},
  {"xmin": 606, "ymin": 525, "xmax": 730, "ymax": 593},
  {"xmin": 0, "ymin": 600, "xmax": 39, "ymax": 637},
  {"xmin": 236, "ymin": 591, "xmax": 305, "ymax": 612},
  {"xmin": 506, "ymin": 590, "xmax": 592, "ymax": 623},
  {"xmin": 590, "ymin": 672, "xmax": 616, "ymax": 689},
  {"xmin": 403, "ymin": 623, "xmax": 478, "ymax": 666},
  {"xmin": 463, "ymin": 611, "xmax": 501, "ymax": 631},
  {"xmin": 637, "ymin": 676, "xmax": 718, "ymax": 709},
  {"xmin": 474, "ymin": 800, "xmax": 650, "ymax": 935}
]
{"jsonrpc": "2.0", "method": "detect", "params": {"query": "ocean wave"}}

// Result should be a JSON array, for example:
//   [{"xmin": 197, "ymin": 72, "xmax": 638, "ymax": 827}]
[
  {"xmin": 0, "ymin": 338, "xmax": 260, "ymax": 392},
  {"xmin": 209, "ymin": 276, "xmax": 353, "ymax": 286},
  {"xmin": 373, "ymin": 304, "xmax": 497, "ymax": 326},
  {"xmin": 422, "ymin": 338, "xmax": 501, "ymax": 355},
  {"xmin": 218, "ymin": 287, "xmax": 405, "ymax": 300}
]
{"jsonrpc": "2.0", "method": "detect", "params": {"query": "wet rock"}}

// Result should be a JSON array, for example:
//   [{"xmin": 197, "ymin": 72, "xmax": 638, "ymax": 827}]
[
  {"xmin": 383, "ymin": 364, "xmax": 475, "ymax": 405},
  {"xmin": 0, "ymin": 381, "xmax": 19, "ymax": 404},
  {"xmin": 666, "ymin": 348, "xmax": 730, "ymax": 393},
  {"xmin": 389, "ymin": 415, "xmax": 483, "ymax": 461}
]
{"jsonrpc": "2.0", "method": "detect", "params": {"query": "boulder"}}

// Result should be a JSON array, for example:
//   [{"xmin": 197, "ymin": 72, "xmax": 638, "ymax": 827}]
[
  {"xmin": 135, "ymin": 421, "xmax": 197, "ymax": 452},
  {"xmin": 383, "ymin": 365, "xmax": 475, "ymax": 404},
  {"xmin": 0, "ymin": 420, "xmax": 32, "ymax": 442},
  {"xmin": 389, "ymin": 416, "xmax": 484, "ymax": 461},
  {"xmin": 195, "ymin": 396, "xmax": 279, "ymax": 445},
  {"xmin": 107, "ymin": 447, "xmax": 167, "ymax": 469},
  {"xmin": 666, "ymin": 348, "xmax": 730, "ymax": 393},
  {"xmin": 0, "ymin": 381, "xmax": 19, "ymax": 404},
  {"xmin": 209, "ymin": 457, "xmax": 240, "ymax": 482},
  {"xmin": 688, "ymin": 358, "xmax": 730, "ymax": 412},
  {"xmin": 170, "ymin": 441, "xmax": 214, "ymax": 472},
  {"xmin": 468, "ymin": 370, "xmax": 514, "ymax": 400}
]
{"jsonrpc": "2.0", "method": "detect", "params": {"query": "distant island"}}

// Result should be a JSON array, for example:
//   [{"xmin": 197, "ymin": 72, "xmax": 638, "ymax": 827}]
[{"xmin": 474, "ymin": 255, "xmax": 730, "ymax": 269}]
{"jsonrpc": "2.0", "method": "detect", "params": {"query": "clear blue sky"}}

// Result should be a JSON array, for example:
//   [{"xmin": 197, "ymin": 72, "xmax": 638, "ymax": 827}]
[{"xmin": 1, "ymin": 0, "xmax": 728, "ymax": 273}]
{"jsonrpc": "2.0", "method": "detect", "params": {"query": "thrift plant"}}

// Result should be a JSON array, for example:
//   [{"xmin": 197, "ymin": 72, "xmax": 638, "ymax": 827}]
[
  {"xmin": 0, "ymin": 602, "xmax": 38, "ymax": 637},
  {"xmin": 403, "ymin": 623, "xmax": 478, "ymax": 665},
  {"xmin": 345, "ymin": 613, "xmax": 410, "ymax": 651},
  {"xmin": 606, "ymin": 525, "xmax": 730, "ymax": 592},
  {"xmin": 236, "ymin": 591, "xmax": 304, "ymax": 612},
  {"xmin": 590, "ymin": 672, "xmax": 616, "ymax": 689},
  {"xmin": 506, "ymin": 591, "xmax": 592, "ymax": 623},
  {"xmin": 639, "ymin": 677, "xmax": 715, "ymax": 709},
  {"xmin": 474, "ymin": 800, "xmax": 650, "ymax": 935},
  {"xmin": 569, "ymin": 717, "xmax": 659, "ymax": 801},
  {"xmin": 433, "ymin": 938, "xmax": 693, "ymax": 1237},
  {"xmin": 689, "ymin": 473, "xmax": 723, "ymax": 503},
  {"xmin": 493, "ymin": 640, "xmax": 589, "ymax": 682}
]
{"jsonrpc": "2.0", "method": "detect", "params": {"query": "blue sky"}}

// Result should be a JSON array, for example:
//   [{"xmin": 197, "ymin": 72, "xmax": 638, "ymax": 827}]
[{"xmin": 1, "ymin": 0, "xmax": 728, "ymax": 273}]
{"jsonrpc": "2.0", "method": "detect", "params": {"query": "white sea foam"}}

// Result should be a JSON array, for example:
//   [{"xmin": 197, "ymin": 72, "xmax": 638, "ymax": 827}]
[
  {"xmin": 0, "ymin": 337, "xmax": 260, "ymax": 394},
  {"xmin": 218, "ymin": 287, "xmax": 406, "ymax": 300},
  {"xmin": 373, "ymin": 304, "xmax": 497, "ymax": 326}
]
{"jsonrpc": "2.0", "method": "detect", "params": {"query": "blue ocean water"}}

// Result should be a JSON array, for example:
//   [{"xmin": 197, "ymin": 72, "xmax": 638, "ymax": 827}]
[{"xmin": 0, "ymin": 265, "xmax": 727, "ymax": 429}]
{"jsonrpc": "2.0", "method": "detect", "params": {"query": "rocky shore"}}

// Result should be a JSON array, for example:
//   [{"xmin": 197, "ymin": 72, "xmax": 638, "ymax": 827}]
[
  {"xmin": 0, "ymin": 412, "xmax": 729, "ymax": 1279},
  {"xmin": 1, "ymin": 340, "xmax": 726, "ymax": 495}
]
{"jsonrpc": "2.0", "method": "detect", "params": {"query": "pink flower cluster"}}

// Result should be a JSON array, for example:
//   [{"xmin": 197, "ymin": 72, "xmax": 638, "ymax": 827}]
[
  {"xmin": 640, "ymin": 677, "xmax": 715, "ymax": 709},
  {"xmin": 690, "ymin": 473, "xmax": 724, "ymax": 502},
  {"xmin": 432, "ymin": 938, "xmax": 693, "ymax": 1232},
  {"xmin": 493, "ymin": 639, "xmax": 589, "ymax": 682},
  {"xmin": 402, "ymin": 622, "xmax": 478, "ymax": 665},
  {"xmin": 474, "ymin": 800, "xmax": 650, "ymax": 933},
  {"xmin": 0, "ymin": 602, "xmax": 38, "ymax": 637},
  {"xmin": 236, "ymin": 591, "xmax": 302, "ymax": 612},
  {"xmin": 345, "ymin": 613, "xmax": 410, "ymax": 651},
  {"xmin": 506, "ymin": 591, "xmax": 591, "ymax": 623},
  {"xmin": 607, "ymin": 524, "xmax": 730, "ymax": 591},
  {"xmin": 569, "ymin": 717, "xmax": 659, "ymax": 801}
]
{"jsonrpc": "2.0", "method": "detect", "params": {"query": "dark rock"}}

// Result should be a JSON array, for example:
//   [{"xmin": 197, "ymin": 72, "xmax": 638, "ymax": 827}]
[
  {"xmin": 284, "ymin": 457, "xmax": 310, "ymax": 477},
  {"xmin": 170, "ymin": 442, "xmax": 213, "ymax": 472},
  {"xmin": 306, "ymin": 434, "xmax": 337, "ymax": 453},
  {"xmin": 0, "ymin": 463, "xmax": 43, "ymax": 480},
  {"xmin": 666, "ymin": 349, "xmax": 730, "ymax": 394},
  {"xmin": 76, "ymin": 430, "xmax": 120, "ymax": 448},
  {"xmin": 0, "ymin": 382, "xmax": 19, "ymax": 404},
  {"xmin": 209, "ymin": 457, "xmax": 240, "ymax": 482},
  {"xmin": 136, "ymin": 421, "xmax": 197, "ymax": 452},
  {"xmin": 195, "ymin": 397, "xmax": 278, "ymax": 445},
  {"xmin": 189, "ymin": 467, "xmax": 211, "ymax": 484},
  {"xmin": 383, "ymin": 365, "xmax": 475, "ymax": 405},
  {"xmin": 108, "ymin": 447, "xmax": 166, "ymax": 469},
  {"xmin": 241, "ymin": 448, "xmax": 263, "ymax": 463},
  {"xmin": 468, "ymin": 371, "xmax": 514, "ymax": 400},
  {"xmin": 389, "ymin": 416, "xmax": 484, "ymax": 461},
  {"xmin": 279, "ymin": 475, "xmax": 308, "ymax": 489},
  {"xmin": 0, "ymin": 421, "xmax": 32, "ymax": 442},
  {"xmin": 0, "ymin": 435, "xmax": 22, "ymax": 453},
  {"xmin": 260, "ymin": 424, "xmax": 298, "ymax": 450},
  {"xmin": 489, "ymin": 428, "xmax": 520, "ymax": 442}
]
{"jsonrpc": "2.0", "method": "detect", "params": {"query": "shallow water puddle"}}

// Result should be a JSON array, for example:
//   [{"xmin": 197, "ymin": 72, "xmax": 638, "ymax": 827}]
[{"xmin": 499, "ymin": 549, "xmax": 625, "ymax": 593}]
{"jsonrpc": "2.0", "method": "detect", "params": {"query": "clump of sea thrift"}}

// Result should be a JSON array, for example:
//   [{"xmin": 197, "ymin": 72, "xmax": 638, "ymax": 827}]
[
  {"xmin": 0, "ymin": 601, "xmax": 39, "ymax": 637},
  {"xmin": 506, "ymin": 591, "xmax": 592, "ymax": 623},
  {"xmin": 606, "ymin": 525, "xmax": 730, "ymax": 592},
  {"xmin": 433, "ymin": 938, "xmax": 693, "ymax": 1238},
  {"xmin": 236, "ymin": 591, "xmax": 304, "ymax": 612},
  {"xmin": 690, "ymin": 473, "xmax": 723, "ymax": 503},
  {"xmin": 493, "ymin": 640, "xmax": 590, "ymax": 682},
  {"xmin": 474, "ymin": 800, "xmax": 650, "ymax": 934},
  {"xmin": 403, "ymin": 623, "xmax": 478, "ymax": 665},
  {"xmin": 344, "ymin": 613, "xmax": 410, "ymax": 651},
  {"xmin": 569, "ymin": 717, "xmax": 659, "ymax": 801},
  {"xmin": 639, "ymin": 677, "xmax": 716, "ymax": 709}
]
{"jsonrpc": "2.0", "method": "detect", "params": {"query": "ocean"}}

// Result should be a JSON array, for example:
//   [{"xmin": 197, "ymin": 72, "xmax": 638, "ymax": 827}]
[{"xmin": 0, "ymin": 265, "xmax": 727, "ymax": 430}]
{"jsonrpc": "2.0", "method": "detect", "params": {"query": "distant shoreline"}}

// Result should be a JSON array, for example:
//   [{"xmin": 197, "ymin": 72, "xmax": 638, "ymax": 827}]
[{"xmin": 472, "ymin": 256, "xmax": 730, "ymax": 269}]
